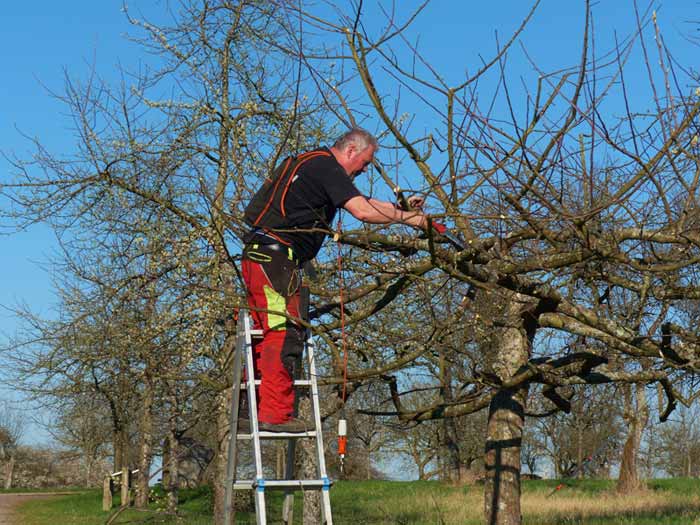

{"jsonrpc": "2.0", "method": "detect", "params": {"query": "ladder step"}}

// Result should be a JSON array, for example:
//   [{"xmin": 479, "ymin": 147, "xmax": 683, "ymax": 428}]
[
  {"xmin": 239, "ymin": 379, "xmax": 311, "ymax": 388},
  {"xmin": 237, "ymin": 430, "xmax": 318, "ymax": 440},
  {"xmin": 233, "ymin": 479, "xmax": 332, "ymax": 491}
]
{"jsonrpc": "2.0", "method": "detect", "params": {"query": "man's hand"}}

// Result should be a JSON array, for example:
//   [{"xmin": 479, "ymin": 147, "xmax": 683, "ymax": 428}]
[
  {"xmin": 407, "ymin": 196, "xmax": 425, "ymax": 210},
  {"xmin": 396, "ymin": 195, "xmax": 425, "ymax": 211}
]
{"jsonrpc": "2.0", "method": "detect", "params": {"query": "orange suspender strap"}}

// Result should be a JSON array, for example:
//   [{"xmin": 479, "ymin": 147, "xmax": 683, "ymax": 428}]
[
  {"xmin": 280, "ymin": 151, "xmax": 331, "ymax": 217},
  {"xmin": 252, "ymin": 156, "xmax": 292, "ymax": 226}
]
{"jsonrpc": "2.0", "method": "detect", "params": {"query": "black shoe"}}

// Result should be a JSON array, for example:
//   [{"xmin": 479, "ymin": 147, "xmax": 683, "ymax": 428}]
[{"xmin": 259, "ymin": 417, "xmax": 308, "ymax": 433}]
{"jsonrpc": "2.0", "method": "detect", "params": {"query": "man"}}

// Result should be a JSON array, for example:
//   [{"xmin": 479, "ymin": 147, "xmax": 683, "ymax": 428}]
[{"xmin": 240, "ymin": 128, "xmax": 431, "ymax": 432}]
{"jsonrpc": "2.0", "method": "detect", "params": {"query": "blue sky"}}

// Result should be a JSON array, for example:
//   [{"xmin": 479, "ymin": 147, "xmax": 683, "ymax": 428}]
[
  {"xmin": 1, "ymin": 2, "xmax": 138, "ymax": 310},
  {"xmin": 1, "ymin": 1, "xmax": 698, "ymax": 447},
  {"xmin": 0, "ymin": 2, "xmax": 143, "ymax": 443}
]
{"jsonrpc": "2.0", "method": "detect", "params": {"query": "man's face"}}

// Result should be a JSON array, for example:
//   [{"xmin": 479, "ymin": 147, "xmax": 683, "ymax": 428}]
[{"xmin": 346, "ymin": 145, "xmax": 376, "ymax": 177}]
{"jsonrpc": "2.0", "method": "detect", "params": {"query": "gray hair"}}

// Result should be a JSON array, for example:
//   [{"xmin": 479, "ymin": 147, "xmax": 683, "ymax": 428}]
[{"xmin": 333, "ymin": 127, "xmax": 378, "ymax": 152}]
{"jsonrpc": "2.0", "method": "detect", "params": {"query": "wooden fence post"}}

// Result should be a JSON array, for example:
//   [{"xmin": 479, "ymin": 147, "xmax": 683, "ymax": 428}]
[{"xmin": 102, "ymin": 476, "xmax": 113, "ymax": 511}]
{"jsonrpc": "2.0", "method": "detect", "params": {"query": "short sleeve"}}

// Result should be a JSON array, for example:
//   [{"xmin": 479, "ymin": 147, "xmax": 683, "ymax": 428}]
[{"xmin": 324, "ymin": 166, "xmax": 362, "ymax": 208}]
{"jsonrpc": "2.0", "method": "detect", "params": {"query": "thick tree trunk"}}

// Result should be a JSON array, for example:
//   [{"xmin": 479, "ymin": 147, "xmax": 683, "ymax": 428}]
[
  {"xmin": 214, "ymin": 387, "xmax": 232, "ymax": 525},
  {"xmin": 298, "ymin": 396, "xmax": 321, "ymax": 524},
  {"xmin": 165, "ymin": 424, "xmax": 180, "ymax": 512},
  {"xmin": 443, "ymin": 418, "xmax": 463, "ymax": 482},
  {"xmin": 618, "ymin": 431, "xmax": 640, "ymax": 492},
  {"xmin": 135, "ymin": 377, "xmax": 155, "ymax": 507},
  {"xmin": 213, "ymin": 316, "xmax": 237, "ymax": 525},
  {"xmin": 162, "ymin": 436, "xmax": 171, "ymax": 493},
  {"xmin": 484, "ymin": 387, "xmax": 528, "ymax": 525},
  {"xmin": 4, "ymin": 455, "xmax": 14, "ymax": 489},
  {"xmin": 576, "ymin": 426, "xmax": 584, "ymax": 480},
  {"xmin": 441, "ymin": 351, "xmax": 463, "ymax": 483},
  {"xmin": 113, "ymin": 425, "xmax": 130, "ymax": 474},
  {"xmin": 113, "ymin": 431, "xmax": 122, "ymax": 474},
  {"xmin": 418, "ymin": 465, "xmax": 427, "ymax": 480},
  {"xmin": 483, "ymin": 293, "xmax": 533, "ymax": 525},
  {"xmin": 85, "ymin": 455, "xmax": 94, "ymax": 487},
  {"xmin": 617, "ymin": 382, "xmax": 648, "ymax": 493}
]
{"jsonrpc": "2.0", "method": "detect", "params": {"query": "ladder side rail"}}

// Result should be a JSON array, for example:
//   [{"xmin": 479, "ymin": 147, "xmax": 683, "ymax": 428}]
[
  {"xmin": 223, "ymin": 313, "xmax": 247, "ymax": 525},
  {"xmin": 243, "ymin": 313, "xmax": 267, "ymax": 524},
  {"xmin": 306, "ymin": 332, "xmax": 333, "ymax": 525}
]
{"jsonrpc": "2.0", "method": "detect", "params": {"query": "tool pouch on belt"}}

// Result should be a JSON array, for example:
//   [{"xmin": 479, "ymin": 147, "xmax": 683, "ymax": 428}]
[{"xmin": 279, "ymin": 265, "xmax": 306, "ymax": 380}]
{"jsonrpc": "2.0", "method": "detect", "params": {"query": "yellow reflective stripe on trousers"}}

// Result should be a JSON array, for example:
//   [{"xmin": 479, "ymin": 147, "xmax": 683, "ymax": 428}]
[{"xmin": 263, "ymin": 285, "xmax": 286, "ymax": 331}]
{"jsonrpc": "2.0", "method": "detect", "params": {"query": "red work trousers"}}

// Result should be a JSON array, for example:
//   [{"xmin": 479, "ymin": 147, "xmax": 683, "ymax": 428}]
[{"xmin": 241, "ymin": 243, "xmax": 305, "ymax": 424}]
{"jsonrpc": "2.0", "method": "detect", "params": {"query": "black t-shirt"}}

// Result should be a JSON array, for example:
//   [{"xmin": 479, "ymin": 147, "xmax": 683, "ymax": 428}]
[{"xmin": 259, "ymin": 147, "xmax": 362, "ymax": 261}]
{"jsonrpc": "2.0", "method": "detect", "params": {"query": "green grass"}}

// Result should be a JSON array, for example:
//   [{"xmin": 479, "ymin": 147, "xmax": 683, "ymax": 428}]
[
  {"xmin": 12, "ymin": 478, "xmax": 700, "ymax": 525},
  {"xmin": 0, "ymin": 487, "xmax": 85, "ymax": 494}
]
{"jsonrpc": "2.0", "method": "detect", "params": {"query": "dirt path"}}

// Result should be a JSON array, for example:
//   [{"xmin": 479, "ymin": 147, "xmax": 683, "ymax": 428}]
[{"xmin": 0, "ymin": 493, "xmax": 74, "ymax": 525}]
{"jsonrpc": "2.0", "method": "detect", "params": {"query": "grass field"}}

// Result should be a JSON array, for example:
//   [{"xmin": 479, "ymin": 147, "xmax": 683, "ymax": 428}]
[{"xmin": 12, "ymin": 478, "xmax": 700, "ymax": 524}]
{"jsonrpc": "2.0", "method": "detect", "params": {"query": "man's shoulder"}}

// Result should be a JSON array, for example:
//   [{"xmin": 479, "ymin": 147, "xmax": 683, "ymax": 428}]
[
  {"xmin": 301, "ymin": 149, "xmax": 347, "ymax": 180},
  {"xmin": 302, "ymin": 148, "xmax": 339, "ymax": 169}
]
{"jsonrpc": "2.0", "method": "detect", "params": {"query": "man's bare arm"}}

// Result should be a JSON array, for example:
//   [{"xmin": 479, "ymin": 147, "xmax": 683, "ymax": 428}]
[{"xmin": 343, "ymin": 196, "xmax": 426, "ymax": 228}]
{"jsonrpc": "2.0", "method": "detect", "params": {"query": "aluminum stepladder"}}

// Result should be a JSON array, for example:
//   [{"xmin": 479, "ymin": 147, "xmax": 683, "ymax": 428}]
[{"xmin": 224, "ymin": 310, "xmax": 333, "ymax": 525}]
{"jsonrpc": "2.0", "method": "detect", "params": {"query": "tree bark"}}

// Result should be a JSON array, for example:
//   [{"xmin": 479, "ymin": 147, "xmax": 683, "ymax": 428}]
[
  {"xmin": 484, "ymin": 387, "xmax": 528, "ymax": 525},
  {"xmin": 617, "ymin": 382, "xmax": 648, "ymax": 493},
  {"xmin": 113, "ymin": 430, "xmax": 123, "ymax": 474},
  {"xmin": 112, "ymin": 418, "xmax": 130, "ymax": 476},
  {"xmin": 135, "ymin": 375, "xmax": 155, "ymax": 507},
  {"xmin": 4, "ymin": 455, "xmax": 14, "ymax": 489},
  {"xmin": 576, "ymin": 426, "xmax": 584, "ymax": 480},
  {"xmin": 162, "ymin": 435, "xmax": 171, "ymax": 492},
  {"xmin": 85, "ymin": 451, "xmax": 95, "ymax": 487},
  {"xmin": 214, "ymin": 386, "xmax": 232, "ymax": 525},
  {"xmin": 213, "ymin": 318, "xmax": 237, "ymax": 525},
  {"xmin": 165, "ymin": 424, "xmax": 180, "ymax": 512},
  {"xmin": 441, "ymin": 362, "xmax": 463, "ymax": 482},
  {"xmin": 483, "ymin": 293, "xmax": 533, "ymax": 525},
  {"xmin": 298, "ymin": 396, "xmax": 321, "ymax": 524}
]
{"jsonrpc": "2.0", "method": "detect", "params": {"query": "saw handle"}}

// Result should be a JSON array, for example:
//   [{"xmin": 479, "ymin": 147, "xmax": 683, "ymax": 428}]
[{"xmin": 431, "ymin": 221, "xmax": 447, "ymax": 235}]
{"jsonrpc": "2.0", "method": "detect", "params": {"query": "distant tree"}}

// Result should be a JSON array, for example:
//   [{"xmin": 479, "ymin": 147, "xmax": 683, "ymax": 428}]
[
  {"xmin": 50, "ymin": 394, "xmax": 112, "ymax": 487},
  {"xmin": 390, "ymin": 421, "xmax": 441, "ymax": 481},
  {"xmin": 533, "ymin": 384, "xmax": 623, "ymax": 479},
  {"xmin": 656, "ymin": 404, "xmax": 700, "ymax": 477},
  {"xmin": 0, "ymin": 402, "xmax": 24, "ymax": 489}
]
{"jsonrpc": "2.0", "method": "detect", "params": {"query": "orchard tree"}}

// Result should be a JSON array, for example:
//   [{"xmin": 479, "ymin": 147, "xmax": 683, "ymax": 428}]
[
  {"xmin": 4, "ymin": 2, "xmax": 700, "ymax": 525},
  {"xmin": 278, "ymin": 1, "xmax": 700, "ymax": 523},
  {"xmin": 0, "ymin": 403, "xmax": 24, "ymax": 489}
]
